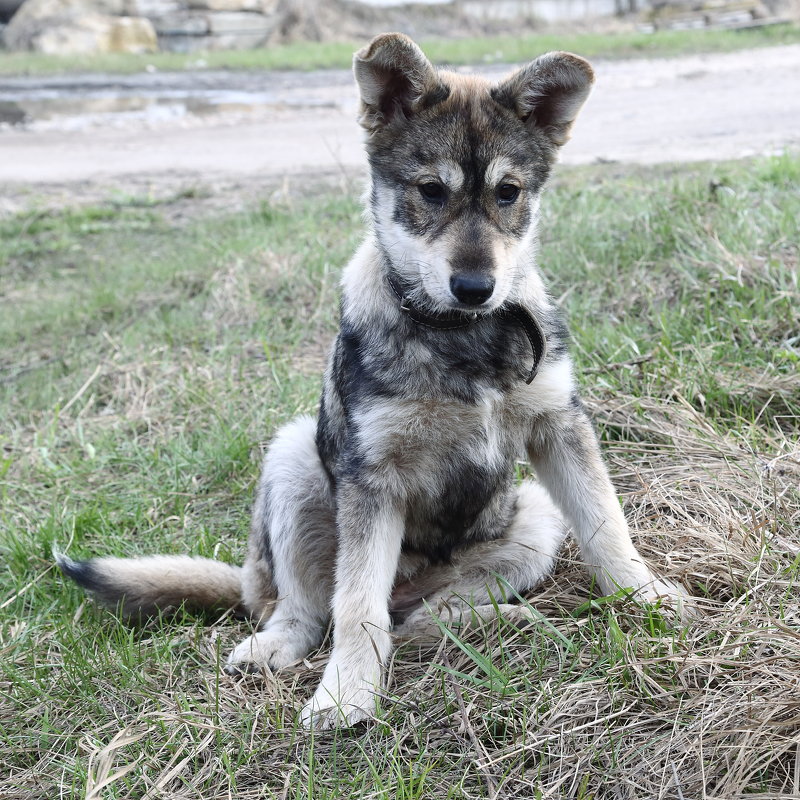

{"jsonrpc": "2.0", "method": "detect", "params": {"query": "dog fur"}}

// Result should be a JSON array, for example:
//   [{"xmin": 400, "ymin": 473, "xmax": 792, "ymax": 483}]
[{"xmin": 57, "ymin": 33, "xmax": 687, "ymax": 729}]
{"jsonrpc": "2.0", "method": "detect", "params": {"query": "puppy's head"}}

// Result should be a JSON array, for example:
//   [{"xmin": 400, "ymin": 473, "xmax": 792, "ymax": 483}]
[{"xmin": 354, "ymin": 33, "xmax": 593, "ymax": 313}]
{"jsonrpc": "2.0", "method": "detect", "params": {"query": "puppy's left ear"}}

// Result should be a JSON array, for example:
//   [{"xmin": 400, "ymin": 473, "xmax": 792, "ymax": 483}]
[{"xmin": 492, "ymin": 52, "xmax": 594, "ymax": 147}]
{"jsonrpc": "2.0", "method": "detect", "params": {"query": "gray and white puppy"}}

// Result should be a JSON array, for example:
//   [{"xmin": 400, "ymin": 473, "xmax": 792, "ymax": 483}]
[{"xmin": 58, "ymin": 33, "xmax": 687, "ymax": 729}]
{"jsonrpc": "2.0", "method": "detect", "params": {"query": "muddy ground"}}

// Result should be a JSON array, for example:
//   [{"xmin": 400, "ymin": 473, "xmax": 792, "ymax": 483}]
[{"xmin": 1, "ymin": 43, "xmax": 799, "ymax": 214}]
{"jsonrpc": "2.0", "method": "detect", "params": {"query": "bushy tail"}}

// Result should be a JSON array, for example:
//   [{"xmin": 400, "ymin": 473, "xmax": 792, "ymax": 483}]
[{"xmin": 55, "ymin": 550, "xmax": 243, "ymax": 619}]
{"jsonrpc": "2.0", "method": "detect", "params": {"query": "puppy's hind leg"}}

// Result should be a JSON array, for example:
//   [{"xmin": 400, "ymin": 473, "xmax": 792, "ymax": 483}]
[
  {"xmin": 227, "ymin": 416, "xmax": 337, "ymax": 674},
  {"xmin": 393, "ymin": 481, "xmax": 566, "ymax": 638}
]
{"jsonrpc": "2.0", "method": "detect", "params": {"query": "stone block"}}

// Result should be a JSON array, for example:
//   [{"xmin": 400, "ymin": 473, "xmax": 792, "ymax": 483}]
[
  {"xmin": 187, "ymin": 0, "xmax": 264, "ymax": 11},
  {"xmin": 152, "ymin": 11, "xmax": 209, "ymax": 34},
  {"xmin": 124, "ymin": 0, "xmax": 183, "ymax": 18},
  {"xmin": 206, "ymin": 10, "xmax": 273, "ymax": 33}
]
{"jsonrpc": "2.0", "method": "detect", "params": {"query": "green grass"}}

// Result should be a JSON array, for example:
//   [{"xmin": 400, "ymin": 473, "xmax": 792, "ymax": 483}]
[
  {"xmin": 1, "ymin": 23, "xmax": 799, "ymax": 76},
  {"xmin": 1, "ymin": 155, "xmax": 799, "ymax": 798}
]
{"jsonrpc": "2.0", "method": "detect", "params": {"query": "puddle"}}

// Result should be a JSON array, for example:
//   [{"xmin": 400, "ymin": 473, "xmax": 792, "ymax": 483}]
[{"xmin": 0, "ymin": 80, "xmax": 348, "ymax": 131}]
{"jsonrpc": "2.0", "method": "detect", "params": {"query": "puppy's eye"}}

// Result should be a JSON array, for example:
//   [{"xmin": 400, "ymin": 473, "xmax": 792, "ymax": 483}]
[
  {"xmin": 497, "ymin": 183, "xmax": 520, "ymax": 205},
  {"xmin": 419, "ymin": 182, "xmax": 446, "ymax": 204}
]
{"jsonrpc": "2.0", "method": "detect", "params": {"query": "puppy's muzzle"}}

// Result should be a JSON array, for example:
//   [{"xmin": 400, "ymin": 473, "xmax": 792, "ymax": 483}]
[{"xmin": 450, "ymin": 273, "xmax": 495, "ymax": 307}]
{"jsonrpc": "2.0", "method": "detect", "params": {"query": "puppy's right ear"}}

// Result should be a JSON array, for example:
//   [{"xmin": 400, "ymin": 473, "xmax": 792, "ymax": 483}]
[{"xmin": 354, "ymin": 33, "xmax": 448, "ymax": 132}]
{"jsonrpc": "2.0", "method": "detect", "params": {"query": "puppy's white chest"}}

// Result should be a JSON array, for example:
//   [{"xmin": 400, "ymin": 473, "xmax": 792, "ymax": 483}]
[{"xmin": 353, "ymin": 393, "xmax": 512, "ymax": 492}]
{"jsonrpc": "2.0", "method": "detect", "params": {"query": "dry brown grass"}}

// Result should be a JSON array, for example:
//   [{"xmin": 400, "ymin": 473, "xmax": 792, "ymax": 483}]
[{"xmin": 13, "ymin": 370, "xmax": 794, "ymax": 799}]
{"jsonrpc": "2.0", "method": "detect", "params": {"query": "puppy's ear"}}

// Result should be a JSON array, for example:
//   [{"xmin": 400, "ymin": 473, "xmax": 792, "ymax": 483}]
[
  {"xmin": 354, "ymin": 33, "xmax": 448, "ymax": 132},
  {"xmin": 491, "ymin": 52, "xmax": 594, "ymax": 146}
]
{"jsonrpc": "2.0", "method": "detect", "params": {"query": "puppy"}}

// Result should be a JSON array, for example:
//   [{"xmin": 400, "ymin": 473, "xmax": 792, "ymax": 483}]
[{"xmin": 58, "ymin": 33, "xmax": 687, "ymax": 729}]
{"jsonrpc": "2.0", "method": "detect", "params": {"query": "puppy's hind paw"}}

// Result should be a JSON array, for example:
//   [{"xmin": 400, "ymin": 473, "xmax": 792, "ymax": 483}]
[{"xmin": 223, "ymin": 659, "xmax": 263, "ymax": 678}]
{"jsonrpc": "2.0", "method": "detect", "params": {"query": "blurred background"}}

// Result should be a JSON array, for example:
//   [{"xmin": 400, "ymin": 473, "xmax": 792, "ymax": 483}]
[
  {"xmin": 1, "ymin": 0, "xmax": 799, "ymax": 204},
  {"xmin": 1, "ymin": 0, "xmax": 798, "ymax": 54}
]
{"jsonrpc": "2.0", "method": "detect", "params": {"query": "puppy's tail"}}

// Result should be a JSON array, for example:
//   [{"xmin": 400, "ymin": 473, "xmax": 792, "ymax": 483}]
[{"xmin": 55, "ymin": 549, "xmax": 244, "ymax": 619}]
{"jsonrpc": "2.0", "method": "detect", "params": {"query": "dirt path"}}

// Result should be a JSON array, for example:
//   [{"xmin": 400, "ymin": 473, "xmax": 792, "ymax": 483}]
[{"xmin": 1, "ymin": 44, "xmax": 799, "ymax": 211}]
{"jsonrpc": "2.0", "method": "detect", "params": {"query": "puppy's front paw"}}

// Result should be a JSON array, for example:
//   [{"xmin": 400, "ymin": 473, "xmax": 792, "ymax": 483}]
[
  {"xmin": 300, "ymin": 686, "xmax": 376, "ymax": 730},
  {"xmin": 636, "ymin": 576, "xmax": 697, "ymax": 622},
  {"xmin": 300, "ymin": 653, "xmax": 381, "ymax": 730}
]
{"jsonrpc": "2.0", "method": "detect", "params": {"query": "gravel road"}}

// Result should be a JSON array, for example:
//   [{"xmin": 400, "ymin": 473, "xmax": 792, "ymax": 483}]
[{"xmin": 1, "ymin": 44, "xmax": 799, "ymax": 205}]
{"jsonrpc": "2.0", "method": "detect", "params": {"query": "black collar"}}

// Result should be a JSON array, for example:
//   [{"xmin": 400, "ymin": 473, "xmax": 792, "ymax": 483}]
[{"xmin": 386, "ymin": 273, "xmax": 546, "ymax": 384}]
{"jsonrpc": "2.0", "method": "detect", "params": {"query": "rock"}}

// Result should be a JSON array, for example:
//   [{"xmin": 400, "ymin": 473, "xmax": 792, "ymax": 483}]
[
  {"xmin": 26, "ymin": 15, "xmax": 103, "ymax": 51},
  {"xmin": 8, "ymin": 9, "xmax": 157, "ymax": 53},
  {"xmin": 6, "ymin": 0, "xmax": 126, "ymax": 38},
  {"xmin": 107, "ymin": 15, "xmax": 157, "ymax": 51},
  {"xmin": 3, "ymin": 0, "xmax": 314, "ymax": 53},
  {"xmin": 2, "ymin": 0, "xmax": 161, "ymax": 51}
]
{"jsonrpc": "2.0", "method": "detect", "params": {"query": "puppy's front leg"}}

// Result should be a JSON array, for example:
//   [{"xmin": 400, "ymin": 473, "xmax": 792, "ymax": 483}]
[
  {"xmin": 300, "ymin": 482, "xmax": 404, "ymax": 729},
  {"xmin": 528, "ymin": 406, "xmax": 687, "ymax": 610}
]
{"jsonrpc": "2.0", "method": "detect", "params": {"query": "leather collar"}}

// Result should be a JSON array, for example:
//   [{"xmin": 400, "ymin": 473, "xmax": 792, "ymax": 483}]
[{"xmin": 386, "ymin": 273, "xmax": 546, "ymax": 384}]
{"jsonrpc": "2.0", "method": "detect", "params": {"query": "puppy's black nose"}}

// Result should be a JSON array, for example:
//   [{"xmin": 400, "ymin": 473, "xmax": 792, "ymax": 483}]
[{"xmin": 450, "ymin": 274, "xmax": 494, "ymax": 306}]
